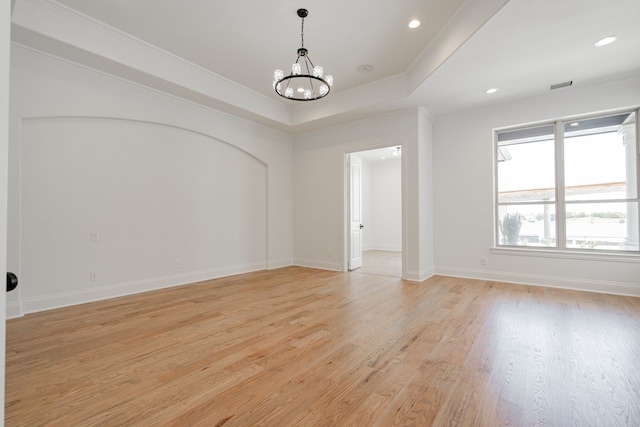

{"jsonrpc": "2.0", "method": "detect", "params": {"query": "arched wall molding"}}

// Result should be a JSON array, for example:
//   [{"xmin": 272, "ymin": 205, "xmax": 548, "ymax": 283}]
[
  {"xmin": 14, "ymin": 115, "xmax": 271, "ymax": 315},
  {"xmin": 21, "ymin": 116, "xmax": 268, "ymax": 167}
]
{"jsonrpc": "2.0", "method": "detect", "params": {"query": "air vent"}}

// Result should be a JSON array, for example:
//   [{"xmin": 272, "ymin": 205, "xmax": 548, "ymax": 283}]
[{"xmin": 549, "ymin": 81, "xmax": 573, "ymax": 90}]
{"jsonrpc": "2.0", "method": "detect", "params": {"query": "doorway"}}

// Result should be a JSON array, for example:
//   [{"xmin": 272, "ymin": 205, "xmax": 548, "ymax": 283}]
[{"xmin": 347, "ymin": 146, "xmax": 403, "ymax": 278}]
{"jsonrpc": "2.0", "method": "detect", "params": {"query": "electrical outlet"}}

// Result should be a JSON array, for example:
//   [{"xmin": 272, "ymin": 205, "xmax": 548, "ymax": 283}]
[
  {"xmin": 175, "ymin": 259, "xmax": 182, "ymax": 269},
  {"xmin": 480, "ymin": 257, "xmax": 487, "ymax": 266},
  {"xmin": 90, "ymin": 271, "xmax": 99, "ymax": 281},
  {"xmin": 90, "ymin": 231, "xmax": 99, "ymax": 242}
]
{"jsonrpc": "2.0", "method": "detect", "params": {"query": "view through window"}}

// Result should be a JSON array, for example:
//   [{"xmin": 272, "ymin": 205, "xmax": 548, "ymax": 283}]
[{"xmin": 496, "ymin": 110, "xmax": 639, "ymax": 252}]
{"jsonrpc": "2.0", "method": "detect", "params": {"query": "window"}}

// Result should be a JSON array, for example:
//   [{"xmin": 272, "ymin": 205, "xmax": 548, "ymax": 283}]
[{"xmin": 495, "ymin": 110, "xmax": 639, "ymax": 252}]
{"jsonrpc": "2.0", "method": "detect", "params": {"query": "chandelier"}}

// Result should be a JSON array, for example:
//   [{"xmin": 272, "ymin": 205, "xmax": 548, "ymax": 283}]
[{"xmin": 273, "ymin": 9, "xmax": 333, "ymax": 101}]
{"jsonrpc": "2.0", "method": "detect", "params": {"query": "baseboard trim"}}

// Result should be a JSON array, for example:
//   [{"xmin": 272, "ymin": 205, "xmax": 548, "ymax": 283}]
[
  {"xmin": 6, "ymin": 301, "xmax": 22, "ymax": 319},
  {"xmin": 267, "ymin": 258, "xmax": 294, "ymax": 270},
  {"xmin": 435, "ymin": 266, "xmax": 640, "ymax": 297},
  {"xmin": 367, "ymin": 245, "xmax": 402, "ymax": 252},
  {"xmin": 13, "ymin": 264, "xmax": 636, "ymax": 317},
  {"xmin": 405, "ymin": 268, "xmax": 435, "ymax": 282},
  {"xmin": 293, "ymin": 258, "xmax": 343, "ymax": 272},
  {"xmin": 16, "ymin": 263, "xmax": 267, "ymax": 316}
]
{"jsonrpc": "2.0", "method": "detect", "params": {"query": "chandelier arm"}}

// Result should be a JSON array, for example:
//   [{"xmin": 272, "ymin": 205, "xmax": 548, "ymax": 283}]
[
  {"xmin": 303, "ymin": 58, "xmax": 315, "ymax": 91},
  {"xmin": 305, "ymin": 55, "xmax": 315, "ymax": 68},
  {"xmin": 285, "ymin": 55, "xmax": 300, "ymax": 93}
]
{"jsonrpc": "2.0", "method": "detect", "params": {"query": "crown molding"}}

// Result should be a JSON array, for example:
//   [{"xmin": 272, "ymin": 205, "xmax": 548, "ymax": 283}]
[
  {"xmin": 405, "ymin": 0, "xmax": 510, "ymax": 92},
  {"xmin": 11, "ymin": 0, "xmax": 293, "ymax": 127},
  {"xmin": 10, "ymin": 0, "xmax": 515, "ymax": 132}
]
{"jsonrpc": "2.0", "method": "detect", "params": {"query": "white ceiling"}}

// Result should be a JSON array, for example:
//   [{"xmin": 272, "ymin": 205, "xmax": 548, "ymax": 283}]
[
  {"xmin": 10, "ymin": 0, "xmax": 640, "ymax": 133},
  {"xmin": 47, "ymin": 0, "xmax": 468, "ymax": 97}
]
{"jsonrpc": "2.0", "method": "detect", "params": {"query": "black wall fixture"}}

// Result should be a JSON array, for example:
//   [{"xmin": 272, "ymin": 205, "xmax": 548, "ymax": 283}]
[{"xmin": 6, "ymin": 272, "xmax": 17, "ymax": 292}]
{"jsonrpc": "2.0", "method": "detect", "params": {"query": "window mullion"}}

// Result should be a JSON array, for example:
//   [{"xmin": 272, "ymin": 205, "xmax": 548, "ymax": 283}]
[
  {"xmin": 494, "ymin": 130, "xmax": 500, "ymax": 246},
  {"xmin": 555, "ymin": 120, "xmax": 566, "ymax": 250}
]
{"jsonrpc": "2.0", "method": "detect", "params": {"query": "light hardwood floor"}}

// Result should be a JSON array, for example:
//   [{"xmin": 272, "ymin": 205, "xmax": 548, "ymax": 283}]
[
  {"xmin": 356, "ymin": 250, "xmax": 402, "ymax": 278},
  {"xmin": 6, "ymin": 267, "xmax": 640, "ymax": 426}
]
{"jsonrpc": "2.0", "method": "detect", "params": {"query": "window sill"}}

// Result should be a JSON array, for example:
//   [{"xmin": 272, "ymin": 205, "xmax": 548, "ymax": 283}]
[{"xmin": 490, "ymin": 247, "xmax": 640, "ymax": 263}]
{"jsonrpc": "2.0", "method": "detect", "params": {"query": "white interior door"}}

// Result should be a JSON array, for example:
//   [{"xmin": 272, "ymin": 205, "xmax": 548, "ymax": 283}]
[{"xmin": 349, "ymin": 155, "xmax": 363, "ymax": 270}]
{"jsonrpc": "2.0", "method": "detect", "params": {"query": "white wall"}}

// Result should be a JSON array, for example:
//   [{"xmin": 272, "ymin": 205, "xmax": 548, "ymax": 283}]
[
  {"xmin": 418, "ymin": 111, "xmax": 435, "ymax": 275},
  {"xmin": 369, "ymin": 158, "xmax": 402, "ymax": 251},
  {"xmin": 8, "ymin": 46, "xmax": 294, "ymax": 316},
  {"xmin": 433, "ymin": 77, "xmax": 640, "ymax": 295},
  {"xmin": 12, "ymin": 35, "xmax": 637, "ymax": 324},
  {"xmin": 358, "ymin": 155, "xmax": 402, "ymax": 252},
  {"xmin": 293, "ymin": 108, "xmax": 433, "ymax": 280}
]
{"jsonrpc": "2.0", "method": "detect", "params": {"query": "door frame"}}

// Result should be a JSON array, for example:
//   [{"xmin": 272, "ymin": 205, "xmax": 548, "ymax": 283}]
[
  {"xmin": 1, "ymin": 1, "xmax": 11, "ymax": 419},
  {"xmin": 344, "ymin": 143, "xmax": 407, "ymax": 279}
]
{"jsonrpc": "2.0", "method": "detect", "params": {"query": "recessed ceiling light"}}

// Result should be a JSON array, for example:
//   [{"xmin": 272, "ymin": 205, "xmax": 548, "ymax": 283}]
[
  {"xmin": 297, "ymin": 87, "xmax": 305, "ymax": 93},
  {"xmin": 594, "ymin": 36, "xmax": 617, "ymax": 47},
  {"xmin": 408, "ymin": 19, "xmax": 421, "ymax": 29},
  {"xmin": 569, "ymin": 122, "xmax": 580, "ymax": 127},
  {"xmin": 485, "ymin": 88, "xmax": 498, "ymax": 94}
]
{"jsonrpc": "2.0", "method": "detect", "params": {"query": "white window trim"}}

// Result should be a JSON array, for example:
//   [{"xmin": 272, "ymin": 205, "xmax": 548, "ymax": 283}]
[
  {"xmin": 493, "ymin": 108, "xmax": 640, "ymax": 256},
  {"xmin": 490, "ymin": 247, "xmax": 640, "ymax": 263}
]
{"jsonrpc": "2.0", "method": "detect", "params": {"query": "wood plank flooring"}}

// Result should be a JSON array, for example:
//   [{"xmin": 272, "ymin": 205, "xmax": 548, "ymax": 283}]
[
  {"xmin": 356, "ymin": 250, "xmax": 402, "ymax": 278},
  {"xmin": 6, "ymin": 267, "xmax": 640, "ymax": 426}
]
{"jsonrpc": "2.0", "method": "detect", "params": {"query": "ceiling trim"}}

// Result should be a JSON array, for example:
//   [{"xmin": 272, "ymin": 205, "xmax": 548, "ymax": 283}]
[
  {"xmin": 406, "ymin": 0, "xmax": 511, "ymax": 91},
  {"xmin": 11, "ymin": 0, "xmax": 294, "ymax": 126},
  {"xmin": 11, "ymin": 0, "xmax": 549, "ymax": 133}
]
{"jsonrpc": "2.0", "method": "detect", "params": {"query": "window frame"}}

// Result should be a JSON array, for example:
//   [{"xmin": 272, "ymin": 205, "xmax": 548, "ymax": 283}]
[{"xmin": 493, "ymin": 108, "xmax": 640, "ymax": 256}]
